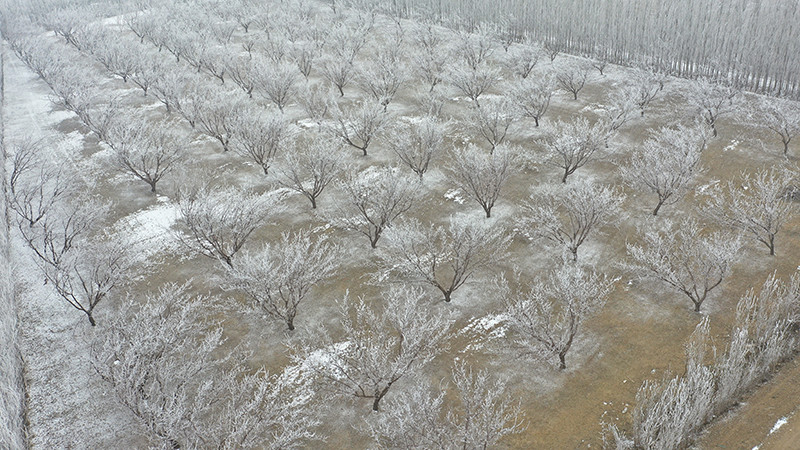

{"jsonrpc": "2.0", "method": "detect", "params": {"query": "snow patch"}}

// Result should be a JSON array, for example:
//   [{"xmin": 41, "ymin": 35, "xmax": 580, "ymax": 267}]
[
  {"xmin": 769, "ymin": 416, "xmax": 789, "ymax": 435},
  {"xmin": 444, "ymin": 188, "xmax": 466, "ymax": 204},
  {"xmin": 112, "ymin": 196, "xmax": 180, "ymax": 265}
]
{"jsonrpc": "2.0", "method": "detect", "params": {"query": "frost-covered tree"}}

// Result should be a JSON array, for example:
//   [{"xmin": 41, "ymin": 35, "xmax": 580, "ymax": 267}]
[
  {"xmin": 448, "ymin": 144, "xmax": 516, "ymax": 218},
  {"xmin": 295, "ymin": 286, "xmax": 451, "ymax": 411},
  {"xmin": 327, "ymin": 101, "xmax": 390, "ymax": 156},
  {"xmin": 253, "ymin": 61, "xmax": 298, "ymax": 112},
  {"xmin": 193, "ymin": 88, "xmax": 246, "ymax": 152},
  {"xmin": 225, "ymin": 53, "xmax": 257, "ymax": 97},
  {"xmin": 298, "ymin": 83, "xmax": 335, "ymax": 130},
  {"xmin": 626, "ymin": 218, "xmax": 741, "ymax": 312},
  {"xmin": 518, "ymin": 180, "xmax": 625, "ymax": 261},
  {"xmin": 332, "ymin": 166, "xmax": 418, "ymax": 248},
  {"xmin": 175, "ymin": 186, "xmax": 285, "ymax": 267},
  {"xmin": 601, "ymin": 89, "xmax": 637, "ymax": 133},
  {"xmin": 502, "ymin": 41, "xmax": 541, "ymax": 79},
  {"xmin": 320, "ymin": 57, "xmax": 355, "ymax": 97},
  {"xmin": 447, "ymin": 64, "xmax": 500, "ymax": 107},
  {"xmin": 621, "ymin": 123, "xmax": 708, "ymax": 215},
  {"xmin": 91, "ymin": 284, "xmax": 320, "ymax": 448},
  {"xmin": 276, "ymin": 138, "xmax": 342, "ymax": 209},
  {"xmin": 626, "ymin": 69, "xmax": 663, "ymax": 116},
  {"xmin": 540, "ymin": 117, "xmax": 605, "ymax": 183},
  {"xmin": 410, "ymin": 23, "xmax": 450, "ymax": 92},
  {"xmin": 357, "ymin": 57, "xmax": 407, "ymax": 109},
  {"xmin": 685, "ymin": 78, "xmax": 741, "ymax": 137},
  {"xmin": 555, "ymin": 60, "xmax": 591, "ymax": 100},
  {"xmin": 231, "ymin": 111, "xmax": 295, "ymax": 175},
  {"xmin": 377, "ymin": 218, "xmax": 511, "ymax": 303},
  {"xmin": 106, "ymin": 116, "xmax": 184, "ymax": 193},
  {"xmin": 467, "ymin": 97, "xmax": 519, "ymax": 153},
  {"xmin": 366, "ymin": 362, "xmax": 524, "ymax": 448},
  {"xmin": 227, "ymin": 230, "xmax": 338, "ymax": 330},
  {"xmin": 751, "ymin": 97, "xmax": 800, "ymax": 158},
  {"xmin": 44, "ymin": 237, "xmax": 133, "ymax": 327},
  {"xmin": 501, "ymin": 261, "xmax": 616, "ymax": 370},
  {"xmin": 388, "ymin": 116, "xmax": 447, "ymax": 179},
  {"xmin": 509, "ymin": 74, "xmax": 554, "ymax": 127},
  {"xmin": 628, "ymin": 319, "xmax": 717, "ymax": 450},
  {"xmin": 6, "ymin": 138, "xmax": 79, "ymax": 229},
  {"xmin": 704, "ymin": 167, "xmax": 798, "ymax": 256},
  {"xmin": 454, "ymin": 30, "xmax": 495, "ymax": 70}
]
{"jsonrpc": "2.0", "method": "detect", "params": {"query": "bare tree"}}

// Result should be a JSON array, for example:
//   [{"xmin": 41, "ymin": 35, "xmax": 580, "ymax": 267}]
[
  {"xmin": 447, "ymin": 64, "xmax": 500, "ymax": 107},
  {"xmin": 387, "ymin": 115, "xmax": 448, "ymax": 179},
  {"xmin": 193, "ymin": 88, "xmax": 246, "ymax": 152},
  {"xmin": 685, "ymin": 78, "xmax": 741, "ymax": 137},
  {"xmin": 43, "ymin": 238, "xmax": 134, "ymax": 327},
  {"xmin": 627, "ymin": 69, "xmax": 663, "ymax": 116},
  {"xmin": 454, "ymin": 31, "xmax": 495, "ymax": 70},
  {"xmin": 175, "ymin": 185, "xmax": 285, "ymax": 267},
  {"xmin": 366, "ymin": 362, "xmax": 524, "ymax": 448},
  {"xmin": 320, "ymin": 57, "xmax": 355, "ymax": 97},
  {"xmin": 276, "ymin": 137, "xmax": 342, "ymax": 209},
  {"xmin": 501, "ymin": 260, "xmax": 617, "ymax": 369},
  {"xmin": 331, "ymin": 166, "xmax": 418, "ymax": 248},
  {"xmin": 540, "ymin": 117, "xmax": 605, "ymax": 183},
  {"xmin": 751, "ymin": 97, "xmax": 800, "ymax": 158},
  {"xmin": 254, "ymin": 61, "xmax": 299, "ymax": 112},
  {"xmin": 292, "ymin": 41, "xmax": 318, "ymax": 80},
  {"xmin": 91, "ymin": 284, "xmax": 320, "ymax": 448},
  {"xmin": 227, "ymin": 230, "xmax": 338, "ymax": 330},
  {"xmin": 704, "ymin": 167, "xmax": 798, "ymax": 256},
  {"xmin": 626, "ymin": 218, "xmax": 741, "ymax": 312},
  {"xmin": 518, "ymin": 180, "xmax": 625, "ymax": 261},
  {"xmin": 377, "ymin": 217, "xmax": 512, "ymax": 302},
  {"xmin": 448, "ymin": 144, "xmax": 516, "ymax": 218},
  {"xmin": 621, "ymin": 123, "xmax": 708, "ymax": 215},
  {"xmin": 295, "ymin": 286, "xmax": 451, "ymax": 411},
  {"xmin": 6, "ymin": 138, "xmax": 79, "ymax": 229},
  {"xmin": 231, "ymin": 111, "xmax": 295, "ymax": 175},
  {"xmin": 510, "ymin": 75, "xmax": 553, "ymax": 127},
  {"xmin": 410, "ymin": 23, "xmax": 450, "ymax": 92},
  {"xmin": 298, "ymin": 83, "xmax": 335, "ymax": 130},
  {"xmin": 502, "ymin": 41, "xmax": 541, "ymax": 79},
  {"xmin": 555, "ymin": 60, "xmax": 591, "ymax": 100},
  {"xmin": 357, "ymin": 56, "xmax": 407, "ymax": 109},
  {"xmin": 601, "ymin": 89, "xmax": 637, "ymax": 134},
  {"xmin": 467, "ymin": 97, "xmax": 519, "ymax": 152},
  {"xmin": 226, "ymin": 53, "xmax": 257, "ymax": 97},
  {"xmin": 327, "ymin": 101, "xmax": 390, "ymax": 156},
  {"xmin": 106, "ymin": 115, "xmax": 184, "ymax": 193}
]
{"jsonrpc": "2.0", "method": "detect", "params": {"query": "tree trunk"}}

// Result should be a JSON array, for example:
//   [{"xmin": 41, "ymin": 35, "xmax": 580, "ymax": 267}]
[
  {"xmin": 222, "ymin": 255, "xmax": 234, "ymax": 268},
  {"xmin": 558, "ymin": 352, "xmax": 567, "ymax": 370},
  {"xmin": 534, "ymin": 117, "xmax": 539, "ymax": 127},
  {"xmin": 652, "ymin": 199, "xmax": 665, "ymax": 216},
  {"xmin": 769, "ymin": 234, "xmax": 775, "ymax": 256},
  {"xmin": 310, "ymin": 197, "xmax": 317, "ymax": 209},
  {"xmin": 149, "ymin": 182, "xmax": 157, "ymax": 193},
  {"xmin": 87, "ymin": 312, "xmax": 96, "ymax": 327},
  {"xmin": 287, "ymin": 316, "xmax": 295, "ymax": 331},
  {"xmin": 694, "ymin": 300, "xmax": 702, "ymax": 312},
  {"xmin": 443, "ymin": 290, "xmax": 452, "ymax": 302},
  {"xmin": 373, "ymin": 383, "xmax": 392, "ymax": 411}
]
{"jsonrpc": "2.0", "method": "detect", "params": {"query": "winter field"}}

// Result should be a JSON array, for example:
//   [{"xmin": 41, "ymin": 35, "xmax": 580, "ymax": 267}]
[{"xmin": 1, "ymin": 0, "xmax": 800, "ymax": 449}]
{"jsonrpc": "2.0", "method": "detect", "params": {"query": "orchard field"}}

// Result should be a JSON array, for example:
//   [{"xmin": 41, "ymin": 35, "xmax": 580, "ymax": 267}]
[{"xmin": 1, "ymin": 0, "xmax": 800, "ymax": 449}]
